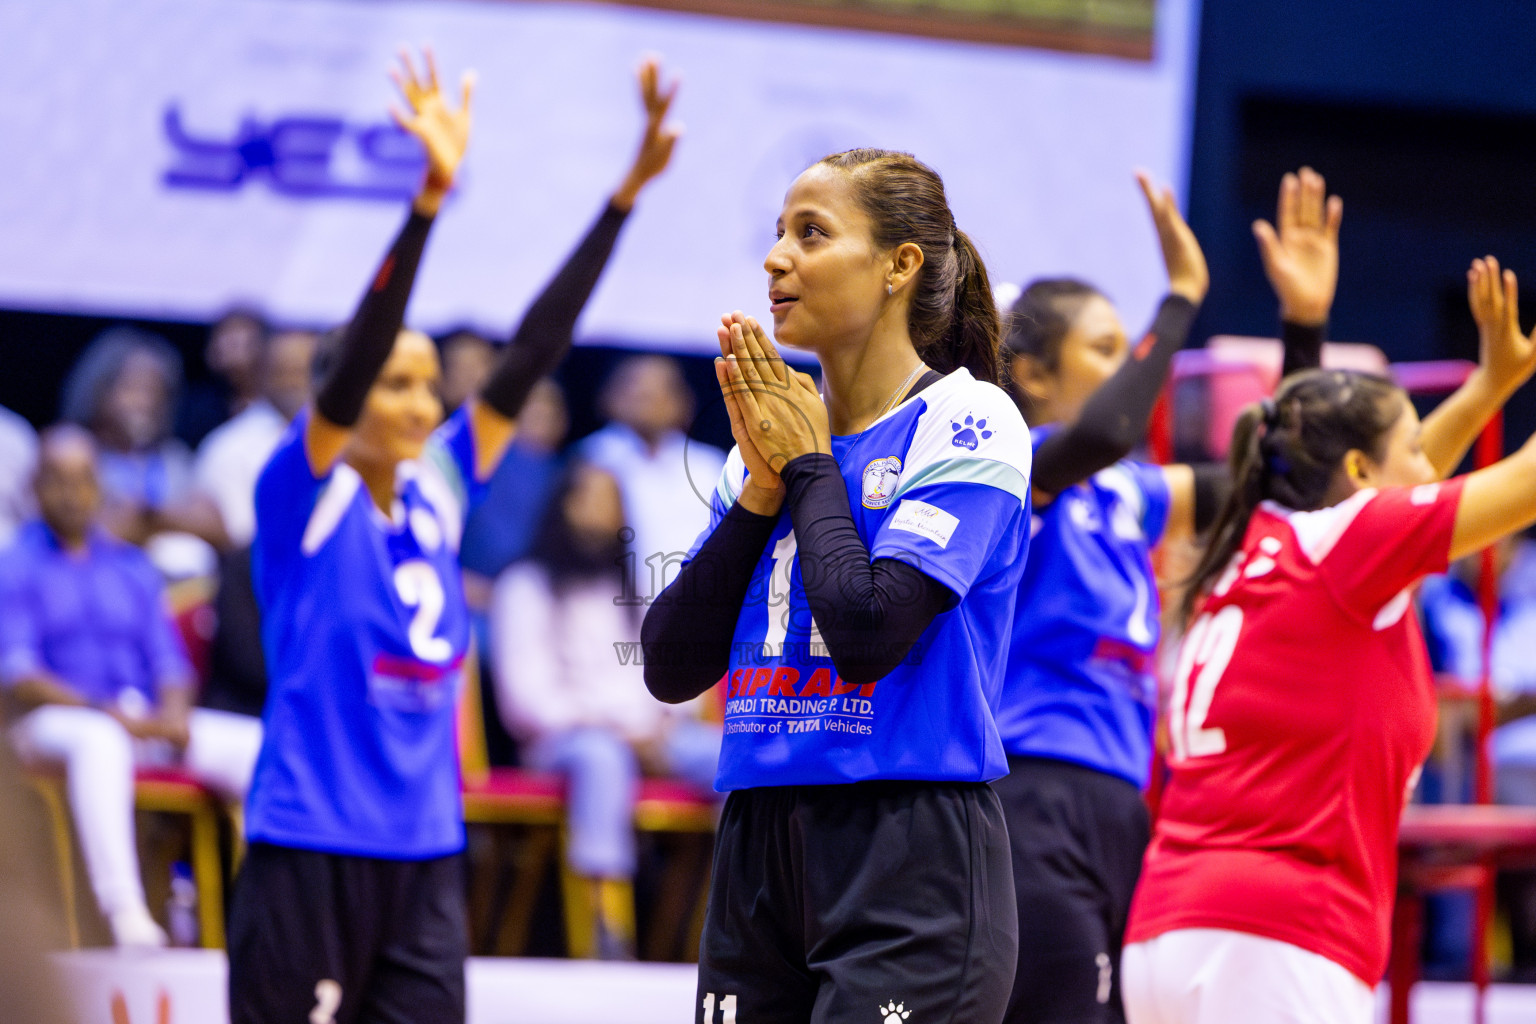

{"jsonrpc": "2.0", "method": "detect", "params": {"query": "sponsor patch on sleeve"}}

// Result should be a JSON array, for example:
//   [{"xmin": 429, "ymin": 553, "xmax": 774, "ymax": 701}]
[{"xmin": 889, "ymin": 498, "xmax": 959, "ymax": 549}]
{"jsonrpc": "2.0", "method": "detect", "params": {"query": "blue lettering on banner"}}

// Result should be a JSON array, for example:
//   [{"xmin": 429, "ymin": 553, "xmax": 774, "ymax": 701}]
[{"xmin": 161, "ymin": 104, "xmax": 432, "ymax": 200}]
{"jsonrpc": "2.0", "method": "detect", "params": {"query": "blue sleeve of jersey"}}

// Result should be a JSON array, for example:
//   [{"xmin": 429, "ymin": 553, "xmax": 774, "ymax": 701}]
[
  {"xmin": 253, "ymin": 410, "xmax": 328, "ymax": 558},
  {"xmin": 1129, "ymin": 460, "xmax": 1173, "ymax": 547},
  {"xmin": 425, "ymin": 406, "xmax": 485, "ymax": 524},
  {"xmin": 870, "ymin": 480, "xmax": 1026, "ymax": 601}
]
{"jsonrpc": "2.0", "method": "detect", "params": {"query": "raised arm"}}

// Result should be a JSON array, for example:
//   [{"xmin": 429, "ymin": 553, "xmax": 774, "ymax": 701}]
[
  {"xmin": 1419, "ymin": 257, "xmax": 1536, "ymax": 479},
  {"xmin": 1031, "ymin": 172, "xmax": 1207, "ymax": 499},
  {"xmin": 463, "ymin": 57, "xmax": 682, "ymax": 480},
  {"xmin": 305, "ymin": 48, "xmax": 473, "ymax": 475},
  {"xmin": 1451, "ymin": 427, "xmax": 1536, "ymax": 560},
  {"xmin": 1164, "ymin": 168, "xmax": 1345, "ymax": 540}
]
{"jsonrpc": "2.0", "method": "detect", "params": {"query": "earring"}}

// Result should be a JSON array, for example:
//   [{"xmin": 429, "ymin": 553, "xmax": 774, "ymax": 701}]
[{"xmin": 886, "ymin": 283, "xmax": 893, "ymax": 295}]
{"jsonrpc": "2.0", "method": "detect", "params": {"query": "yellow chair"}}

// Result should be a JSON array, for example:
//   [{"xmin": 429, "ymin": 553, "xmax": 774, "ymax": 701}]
[
  {"xmin": 458, "ymin": 640, "xmax": 719, "ymax": 958},
  {"xmin": 28, "ymin": 765, "xmax": 229, "ymax": 949}
]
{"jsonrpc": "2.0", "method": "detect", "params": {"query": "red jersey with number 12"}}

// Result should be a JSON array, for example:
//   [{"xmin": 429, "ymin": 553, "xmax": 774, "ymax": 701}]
[{"xmin": 1127, "ymin": 480, "xmax": 1465, "ymax": 983}]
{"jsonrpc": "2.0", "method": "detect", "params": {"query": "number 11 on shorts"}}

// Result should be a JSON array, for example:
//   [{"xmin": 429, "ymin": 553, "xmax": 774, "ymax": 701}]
[{"xmin": 702, "ymin": 992, "xmax": 738, "ymax": 1023}]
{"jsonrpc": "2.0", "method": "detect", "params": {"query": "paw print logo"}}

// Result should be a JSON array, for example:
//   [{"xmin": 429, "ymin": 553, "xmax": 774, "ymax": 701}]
[
  {"xmin": 879, "ymin": 1001, "xmax": 911, "ymax": 1023},
  {"xmin": 950, "ymin": 414, "xmax": 993, "ymax": 451}
]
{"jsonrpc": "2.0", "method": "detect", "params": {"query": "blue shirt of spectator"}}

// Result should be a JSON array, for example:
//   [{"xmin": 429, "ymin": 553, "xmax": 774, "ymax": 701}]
[{"xmin": 0, "ymin": 520, "xmax": 191, "ymax": 709}]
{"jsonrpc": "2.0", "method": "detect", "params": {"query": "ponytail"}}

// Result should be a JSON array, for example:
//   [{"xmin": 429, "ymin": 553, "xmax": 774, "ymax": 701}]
[
  {"xmin": 1181, "ymin": 402, "xmax": 1267, "ymax": 622},
  {"xmin": 1181, "ymin": 368, "xmax": 1406, "ymax": 621},
  {"xmin": 819, "ymin": 148, "xmax": 1001, "ymax": 384},
  {"xmin": 942, "ymin": 229, "xmax": 1001, "ymax": 384}
]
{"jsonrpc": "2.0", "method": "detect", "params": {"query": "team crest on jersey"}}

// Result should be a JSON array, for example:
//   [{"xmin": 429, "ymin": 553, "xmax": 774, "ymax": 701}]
[
  {"xmin": 950, "ymin": 414, "xmax": 992, "ymax": 450},
  {"xmin": 862, "ymin": 456, "xmax": 903, "ymax": 509},
  {"xmin": 879, "ymin": 1001, "xmax": 911, "ymax": 1023}
]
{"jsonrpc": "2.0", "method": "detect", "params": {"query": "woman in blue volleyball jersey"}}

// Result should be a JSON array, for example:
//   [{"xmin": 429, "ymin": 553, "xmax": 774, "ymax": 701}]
[
  {"xmin": 991, "ymin": 169, "xmax": 1352, "ymax": 1024},
  {"xmin": 227, "ymin": 51, "xmax": 680, "ymax": 1024},
  {"xmin": 643, "ymin": 150, "xmax": 1032, "ymax": 1024}
]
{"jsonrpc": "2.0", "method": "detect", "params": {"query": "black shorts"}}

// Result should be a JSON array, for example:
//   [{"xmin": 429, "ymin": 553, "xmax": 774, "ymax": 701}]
[
  {"xmin": 227, "ymin": 842, "xmax": 467, "ymax": 1024},
  {"xmin": 698, "ymin": 780, "xmax": 1017, "ymax": 1024},
  {"xmin": 992, "ymin": 756, "xmax": 1150, "ymax": 1024}
]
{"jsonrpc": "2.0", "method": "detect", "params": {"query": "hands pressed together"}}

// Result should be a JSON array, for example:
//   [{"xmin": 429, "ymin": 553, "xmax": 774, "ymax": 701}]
[{"xmin": 714, "ymin": 311, "xmax": 829, "ymax": 517}]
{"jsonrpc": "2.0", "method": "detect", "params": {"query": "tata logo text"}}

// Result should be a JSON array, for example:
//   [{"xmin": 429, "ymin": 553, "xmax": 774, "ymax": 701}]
[{"xmin": 161, "ymin": 104, "xmax": 435, "ymax": 201}]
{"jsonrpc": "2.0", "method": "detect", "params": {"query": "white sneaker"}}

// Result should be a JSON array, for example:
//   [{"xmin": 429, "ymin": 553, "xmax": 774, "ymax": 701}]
[{"xmin": 109, "ymin": 907, "xmax": 168, "ymax": 949}]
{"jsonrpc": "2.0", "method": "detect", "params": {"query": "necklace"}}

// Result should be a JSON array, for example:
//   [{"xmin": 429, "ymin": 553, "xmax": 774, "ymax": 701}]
[{"xmin": 831, "ymin": 361, "xmax": 927, "ymax": 472}]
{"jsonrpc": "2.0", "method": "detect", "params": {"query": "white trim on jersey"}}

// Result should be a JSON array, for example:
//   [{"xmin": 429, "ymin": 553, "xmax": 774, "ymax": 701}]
[
  {"xmin": 1261, "ymin": 488, "xmax": 1375, "ymax": 565},
  {"xmin": 888, "ymin": 368, "xmax": 1031, "ymax": 509},
  {"xmin": 408, "ymin": 457, "xmax": 466, "ymax": 553},
  {"xmin": 301, "ymin": 464, "xmax": 363, "ymax": 556}
]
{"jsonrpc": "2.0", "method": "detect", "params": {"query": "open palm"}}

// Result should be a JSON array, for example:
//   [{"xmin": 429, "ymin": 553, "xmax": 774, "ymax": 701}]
[
  {"xmin": 1469, "ymin": 256, "xmax": 1536, "ymax": 392},
  {"xmin": 1253, "ymin": 167, "xmax": 1342, "ymax": 326},
  {"xmin": 390, "ymin": 47, "xmax": 473, "ymax": 194}
]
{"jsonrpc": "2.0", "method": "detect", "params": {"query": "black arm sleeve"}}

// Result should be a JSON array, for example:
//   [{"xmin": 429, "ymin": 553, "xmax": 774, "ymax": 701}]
[
  {"xmin": 479, "ymin": 202, "xmax": 630, "ymax": 420},
  {"xmin": 780, "ymin": 454, "xmax": 957, "ymax": 685},
  {"xmin": 1031, "ymin": 294, "xmax": 1198, "ymax": 497},
  {"xmin": 641, "ymin": 502, "xmax": 779, "ymax": 704},
  {"xmin": 315, "ymin": 210, "xmax": 435, "ymax": 426},
  {"xmin": 1280, "ymin": 319, "xmax": 1326, "ymax": 377},
  {"xmin": 1191, "ymin": 462, "xmax": 1231, "ymax": 534}
]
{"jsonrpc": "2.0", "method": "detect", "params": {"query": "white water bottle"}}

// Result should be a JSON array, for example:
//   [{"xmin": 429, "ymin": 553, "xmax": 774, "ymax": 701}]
[{"xmin": 167, "ymin": 861, "xmax": 199, "ymax": 947}]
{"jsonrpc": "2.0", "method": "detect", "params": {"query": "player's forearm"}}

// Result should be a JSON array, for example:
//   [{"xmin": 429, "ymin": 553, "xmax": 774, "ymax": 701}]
[
  {"xmin": 314, "ymin": 209, "xmax": 436, "ymax": 427},
  {"xmin": 9, "ymin": 673, "xmax": 88, "ymax": 712},
  {"xmin": 1032, "ymin": 295, "xmax": 1196, "ymax": 496},
  {"xmin": 1421, "ymin": 368, "xmax": 1512, "ymax": 481},
  {"xmin": 1280, "ymin": 319, "xmax": 1325, "ymax": 378},
  {"xmin": 479, "ymin": 203, "xmax": 630, "ymax": 420},
  {"xmin": 641, "ymin": 501, "xmax": 778, "ymax": 703},
  {"xmin": 779, "ymin": 455, "xmax": 953, "ymax": 685},
  {"xmin": 1450, "ymin": 439, "xmax": 1536, "ymax": 561}
]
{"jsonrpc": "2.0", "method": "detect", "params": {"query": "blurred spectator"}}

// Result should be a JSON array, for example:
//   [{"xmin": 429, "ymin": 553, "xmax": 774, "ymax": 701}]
[
  {"xmin": 202, "ymin": 546, "xmax": 268, "ymax": 720},
  {"xmin": 195, "ymin": 328, "xmax": 318, "ymax": 547},
  {"xmin": 580, "ymin": 356, "xmax": 724, "ymax": 599},
  {"xmin": 177, "ymin": 308, "xmax": 269, "ymax": 446},
  {"xmin": 0, "ymin": 426, "xmax": 262, "ymax": 946},
  {"xmin": 60, "ymin": 327, "xmax": 229, "ymax": 576},
  {"xmin": 1419, "ymin": 535, "xmax": 1536, "ymax": 980},
  {"xmin": 0, "ymin": 405, "xmax": 37, "ymax": 548},
  {"xmin": 461, "ymin": 377, "xmax": 570, "ymax": 590},
  {"xmin": 439, "ymin": 329, "xmax": 496, "ymax": 413},
  {"xmin": 489, "ymin": 463, "xmax": 720, "ymax": 958}
]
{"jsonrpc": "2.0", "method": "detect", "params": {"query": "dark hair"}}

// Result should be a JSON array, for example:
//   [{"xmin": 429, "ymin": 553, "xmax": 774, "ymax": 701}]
[
  {"xmin": 1003, "ymin": 278, "xmax": 1105, "ymax": 370},
  {"xmin": 59, "ymin": 326, "xmax": 183, "ymax": 433},
  {"xmin": 1001, "ymin": 278, "xmax": 1105, "ymax": 413},
  {"xmin": 818, "ymin": 149, "xmax": 1001, "ymax": 384},
  {"xmin": 1182, "ymin": 368, "xmax": 1406, "ymax": 620},
  {"xmin": 527, "ymin": 461, "xmax": 628, "ymax": 592}
]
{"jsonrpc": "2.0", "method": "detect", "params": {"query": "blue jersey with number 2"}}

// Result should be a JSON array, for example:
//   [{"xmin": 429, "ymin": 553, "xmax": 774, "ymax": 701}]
[
  {"xmin": 247, "ymin": 408, "xmax": 484, "ymax": 858},
  {"xmin": 698, "ymin": 368, "xmax": 1033, "ymax": 790},
  {"xmin": 996, "ymin": 422, "xmax": 1171, "ymax": 787}
]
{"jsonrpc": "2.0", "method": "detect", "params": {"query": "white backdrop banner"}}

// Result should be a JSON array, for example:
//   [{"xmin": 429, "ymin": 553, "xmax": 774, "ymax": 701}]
[{"xmin": 2, "ymin": 0, "xmax": 1197, "ymax": 352}]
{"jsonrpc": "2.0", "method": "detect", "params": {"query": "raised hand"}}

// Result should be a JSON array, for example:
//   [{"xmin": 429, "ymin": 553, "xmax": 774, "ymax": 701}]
[
  {"xmin": 613, "ymin": 56, "xmax": 682, "ymax": 211},
  {"xmin": 1137, "ymin": 171, "xmax": 1209, "ymax": 305},
  {"xmin": 1253, "ymin": 167, "xmax": 1342, "ymax": 326},
  {"xmin": 1468, "ymin": 256, "xmax": 1536, "ymax": 395},
  {"xmin": 389, "ymin": 47, "xmax": 474, "ymax": 215}
]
